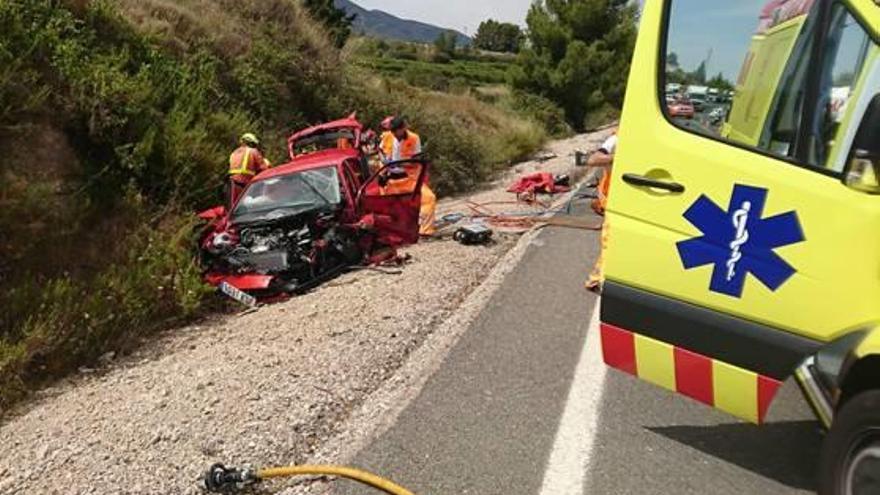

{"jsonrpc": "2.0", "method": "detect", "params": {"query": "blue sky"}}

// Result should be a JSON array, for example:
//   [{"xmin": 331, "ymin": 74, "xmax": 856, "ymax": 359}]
[{"xmin": 667, "ymin": 0, "xmax": 768, "ymax": 81}]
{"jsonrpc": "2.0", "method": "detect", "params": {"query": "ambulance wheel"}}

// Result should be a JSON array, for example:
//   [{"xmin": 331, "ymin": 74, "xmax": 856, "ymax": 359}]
[{"xmin": 819, "ymin": 390, "xmax": 880, "ymax": 495}]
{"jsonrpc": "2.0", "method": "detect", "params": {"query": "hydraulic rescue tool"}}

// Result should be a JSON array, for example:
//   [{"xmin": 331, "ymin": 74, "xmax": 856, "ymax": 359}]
[{"xmin": 203, "ymin": 463, "xmax": 415, "ymax": 495}]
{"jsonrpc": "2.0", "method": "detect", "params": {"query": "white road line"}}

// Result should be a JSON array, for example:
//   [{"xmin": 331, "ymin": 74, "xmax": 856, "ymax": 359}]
[{"xmin": 538, "ymin": 305, "xmax": 607, "ymax": 495}]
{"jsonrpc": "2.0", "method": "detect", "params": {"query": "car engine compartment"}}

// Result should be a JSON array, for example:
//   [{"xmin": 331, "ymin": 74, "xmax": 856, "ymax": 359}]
[{"xmin": 201, "ymin": 210, "xmax": 364, "ymax": 295}]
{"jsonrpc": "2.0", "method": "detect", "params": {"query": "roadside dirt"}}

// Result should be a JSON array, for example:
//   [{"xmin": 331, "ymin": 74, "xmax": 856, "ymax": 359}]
[{"xmin": 0, "ymin": 130, "xmax": 612, "ymax": 495}]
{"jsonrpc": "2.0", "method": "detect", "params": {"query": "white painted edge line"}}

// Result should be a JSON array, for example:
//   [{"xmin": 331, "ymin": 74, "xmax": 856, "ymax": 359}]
[{"xmin": 538, "ymin": 304, "xmax": 607, "ymax": 495}]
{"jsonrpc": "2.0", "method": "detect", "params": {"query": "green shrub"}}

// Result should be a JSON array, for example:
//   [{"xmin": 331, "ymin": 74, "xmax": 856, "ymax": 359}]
[
  {"xmin": 0, "ymin": 0, "xmax": 340, "ymax": 408},
  {"xmin": 403, "ymin": 66, "xmax": 450, "ymax": 91},
  {"xmin": 583, "ymin": 102, "xmax": 621, "ymax": 131},
  {"xmin": 430, "ymin": 51, "xmax": 452, "ymax": 64},
  {"xmin": 0, "ymin": 212, "xmax": 211, "ymax": 411},
  {"xmin": 506, "ymin": 92, "xmax": 573, "ymax": 137}
]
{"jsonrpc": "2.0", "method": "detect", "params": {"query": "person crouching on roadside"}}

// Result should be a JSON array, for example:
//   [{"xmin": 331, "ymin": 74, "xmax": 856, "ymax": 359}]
[{"xmin": 228, "ymin": 133, "xmax": 271, "ymax": 208}]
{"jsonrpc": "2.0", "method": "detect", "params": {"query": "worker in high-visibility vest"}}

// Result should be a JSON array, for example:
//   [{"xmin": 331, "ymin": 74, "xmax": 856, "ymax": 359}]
[
  {"xmin": 379, "ymin": 117, "xmax": 437, "ymax": 237},
  {"xmin": 585, "ymin": 128, "xmax": 618, "ymax": 293},
  {"xmin": 228, "ymin": 133, "xmax": 271, "ymax": 207},
  {"xmin": 378, "ymin": 116, "xmax": 396, "ymax": 164}
]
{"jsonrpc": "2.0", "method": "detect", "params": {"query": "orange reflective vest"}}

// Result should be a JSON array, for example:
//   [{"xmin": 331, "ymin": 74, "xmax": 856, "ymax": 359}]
[
  {"xmin": 380, "ymin": 131, "xmax": 395, "ymax": 160},
  {"xmin": 228, "ymin": 146, "xmax": 268, "ymax": 183},
  {"xmin": 381, "ymin": 131, "xmax": 421, "ymax": 162}
]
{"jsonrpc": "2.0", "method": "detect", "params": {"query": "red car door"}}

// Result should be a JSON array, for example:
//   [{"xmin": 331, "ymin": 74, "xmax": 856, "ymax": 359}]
[{"xmin": 357, "ymin": 160, "xmax": 428, "ymax": 246}]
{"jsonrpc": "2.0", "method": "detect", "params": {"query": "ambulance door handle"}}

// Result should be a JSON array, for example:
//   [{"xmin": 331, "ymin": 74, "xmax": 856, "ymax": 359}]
[{"xmin": 622, "ymin": 174, "xmax": 685, "ymax": 193}]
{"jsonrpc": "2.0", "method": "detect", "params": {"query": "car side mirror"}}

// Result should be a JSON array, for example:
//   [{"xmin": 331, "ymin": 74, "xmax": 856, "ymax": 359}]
[{"xmin": 843, "ymin": 94, "xmax": 880, "ymax": 194}]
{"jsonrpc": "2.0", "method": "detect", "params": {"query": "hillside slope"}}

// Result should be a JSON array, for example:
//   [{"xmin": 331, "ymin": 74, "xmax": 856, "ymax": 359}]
[
  {"xmin": 335, "ymin": 0, "xmax": 469, "ymax": 44},
  {"xmin": 0, "ymin": 0, "xmax": 545, "ymax": 412}
]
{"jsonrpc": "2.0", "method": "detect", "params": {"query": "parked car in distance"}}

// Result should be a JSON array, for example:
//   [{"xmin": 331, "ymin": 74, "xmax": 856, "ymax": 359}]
[
  {"xmin": 668, "ymin": 99, "xmax": 695, "ymax": 119},
  {"xmin": 708, "ymin": 106, "xmax": 727, "ymax": 125}
]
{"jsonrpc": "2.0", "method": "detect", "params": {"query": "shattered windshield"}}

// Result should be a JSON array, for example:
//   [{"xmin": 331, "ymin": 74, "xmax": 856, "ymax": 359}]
[{"xmin": 233, "ymin": 167, "xmax": 342, "ymax": 223}]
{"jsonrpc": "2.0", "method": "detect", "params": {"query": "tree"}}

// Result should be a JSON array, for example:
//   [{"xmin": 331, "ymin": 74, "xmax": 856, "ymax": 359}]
[
  {"xmin": 692, "ymin": 60, "xmax": 707, "ymax": 85},
  {"xmin": 474, "ymin": 19, "xmax": 524, "ymax": 53},
  {"xmin": 511, "ymin": 0, "xmax": 638, "ymax": 129},
  {"xmin": 434, "ymin": 30, "xmax": 458, "ymax": 58},
  {"xmin": 303, "ymin": 0, "xmax": 355, "ymax": 48},
  {"xmin": 707, "ymin": 72, "xmax": 734, "ymax": 92}
]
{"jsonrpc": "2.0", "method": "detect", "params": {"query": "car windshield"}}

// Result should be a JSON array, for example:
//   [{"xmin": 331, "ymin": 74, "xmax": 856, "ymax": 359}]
[
  {"xmin": 293, "ymin": 129, "xmax": 356, "ymax": 156},
  {"xmin": 232, "ymin": 167, "xmax": 342, "ymax": 223}
]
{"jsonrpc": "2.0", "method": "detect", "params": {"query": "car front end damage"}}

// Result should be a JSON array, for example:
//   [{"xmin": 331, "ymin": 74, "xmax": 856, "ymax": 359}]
[
  {"xmin": 197, "ymin": 122, "xmax": 428, "ymax": 304},
  {"xmin": 199, "ymin": 207, "xmax": 368, "ymax": 301}
]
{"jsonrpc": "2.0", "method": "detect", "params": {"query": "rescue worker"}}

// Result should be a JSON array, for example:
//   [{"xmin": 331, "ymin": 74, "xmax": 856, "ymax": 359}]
[
  {"xmin": 228, "ymin": 133, "xmax": 271, "ymax": 207},
  {"xmin": 378, "ymin": 116, "xmax": 396, "ymax": 164},
  {"xmin": 586, "ymin": 128, "xmax": 618, "ymax": 292},
  {"xmin": 588, "ymin": 129, "xmax": 617, "ymax": 216},
  {"xmin": 387, "ymin": 117, "xmax": 422, "ymax": 161},
  {"xmin": 380, "ymin": 117, "xmax": 437, "ymax": 236}
]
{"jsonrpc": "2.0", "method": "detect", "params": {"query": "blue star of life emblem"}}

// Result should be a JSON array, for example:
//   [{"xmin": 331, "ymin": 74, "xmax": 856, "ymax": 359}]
[{"xmin": 676, "ymin": 184, "xmax": 805, "ymax": 298}]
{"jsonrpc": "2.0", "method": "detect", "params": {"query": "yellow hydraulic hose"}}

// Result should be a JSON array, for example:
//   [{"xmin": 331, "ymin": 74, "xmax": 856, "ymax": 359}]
[{"xmin": 257, "ymin": 465, "xmax": 415, "ymax": 495}]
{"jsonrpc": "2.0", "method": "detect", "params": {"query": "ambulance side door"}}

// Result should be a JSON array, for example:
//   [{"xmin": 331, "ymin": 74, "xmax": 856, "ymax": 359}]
[{"xmin": 601, "ymin": 0, "xmax": 880, "ymax": 422}]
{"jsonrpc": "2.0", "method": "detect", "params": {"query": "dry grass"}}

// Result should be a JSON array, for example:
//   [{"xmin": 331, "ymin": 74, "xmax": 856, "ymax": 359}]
[{"xmin": 115, "ymin": 0, "xmax": 336, "ymax": 60}]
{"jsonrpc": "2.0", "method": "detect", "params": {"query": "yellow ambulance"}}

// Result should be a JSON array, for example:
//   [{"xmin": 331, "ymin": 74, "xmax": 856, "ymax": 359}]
[{"xmin": 602, "ymin": 0, "xmax": 879, "ymax": 493}]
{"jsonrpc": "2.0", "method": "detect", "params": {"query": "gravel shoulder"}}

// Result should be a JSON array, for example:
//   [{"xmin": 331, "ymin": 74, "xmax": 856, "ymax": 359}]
[{"xmin": 0, "ymin": 130, "xmax": 612, "ymax": 495}]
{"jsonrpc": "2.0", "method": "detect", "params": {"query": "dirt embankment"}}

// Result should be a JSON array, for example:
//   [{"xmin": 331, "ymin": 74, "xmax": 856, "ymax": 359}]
[{"xmin": 0, "ymin": 130, "xmax": 612, "ymax": 495}]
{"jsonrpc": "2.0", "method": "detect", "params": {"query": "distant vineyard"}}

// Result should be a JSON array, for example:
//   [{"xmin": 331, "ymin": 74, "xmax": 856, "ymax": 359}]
[{"xmin": 356, "ymin": 57, "xmax": 512, "ymax": 89}]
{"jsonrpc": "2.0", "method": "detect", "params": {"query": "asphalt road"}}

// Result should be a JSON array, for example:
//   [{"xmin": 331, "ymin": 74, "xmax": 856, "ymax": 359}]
[{"xmin": 336, "ymin": 196, "xmax": 823, "ymax": 495}]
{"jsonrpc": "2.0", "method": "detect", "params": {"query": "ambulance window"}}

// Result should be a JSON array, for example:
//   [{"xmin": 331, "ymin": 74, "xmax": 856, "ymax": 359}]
[
  {"xmin": 804, "ymin": 5, "xmax": 874, "ymax": 172},
  {"xmin": 663, "ymin": 0, "xmax": 820, "ymax": 162}
]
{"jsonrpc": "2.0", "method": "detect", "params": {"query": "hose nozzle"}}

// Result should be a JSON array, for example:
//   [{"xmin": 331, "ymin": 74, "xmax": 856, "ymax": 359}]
[{"xmin": 203, "ymin": 464, "xmax": 258, "ymax": 493}]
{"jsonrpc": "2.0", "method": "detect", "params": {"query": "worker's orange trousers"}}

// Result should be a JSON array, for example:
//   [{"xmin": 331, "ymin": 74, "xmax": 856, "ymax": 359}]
[
  {"xmin": 588, "ymin": 222, "xmax": 608, "ymax": 288},
  {"xmin": 420, "ymin": 184, "xmax": 437, "ymax": 236},
  {"xmin": 587, "ymin": 168, "xmax": 611, "ymax": 288}
]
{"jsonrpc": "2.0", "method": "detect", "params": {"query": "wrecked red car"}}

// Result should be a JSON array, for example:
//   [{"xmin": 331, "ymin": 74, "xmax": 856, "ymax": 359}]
[{"xmin": 197, "ymin": 116, "xmax": 428, "ymax": 302}]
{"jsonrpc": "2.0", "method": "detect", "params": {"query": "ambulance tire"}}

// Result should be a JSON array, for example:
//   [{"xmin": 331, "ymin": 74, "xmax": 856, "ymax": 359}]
[{"xmin": 819, "ymin": 390, "xmax": 880, "ymax": 495}]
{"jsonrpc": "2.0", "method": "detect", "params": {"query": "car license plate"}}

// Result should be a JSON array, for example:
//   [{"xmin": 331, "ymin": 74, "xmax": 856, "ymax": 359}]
[{"xmin": 219, "ymin": 282, "xmax": 257, "ymax": 308}]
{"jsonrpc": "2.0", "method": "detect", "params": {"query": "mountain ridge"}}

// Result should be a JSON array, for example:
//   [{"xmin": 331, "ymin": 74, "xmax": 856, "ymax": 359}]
[{"xmin": 335, "ymin": 0, "xmax": 470, "ymax": 44}]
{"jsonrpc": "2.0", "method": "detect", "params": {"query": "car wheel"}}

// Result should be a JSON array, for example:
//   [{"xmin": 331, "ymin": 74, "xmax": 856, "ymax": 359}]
[{"xmin": 819, "ymin": 390, "xmax": 880, "ymax": 495}]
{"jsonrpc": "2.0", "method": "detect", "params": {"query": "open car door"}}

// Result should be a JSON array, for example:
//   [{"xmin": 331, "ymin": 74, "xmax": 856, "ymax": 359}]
[{"xmin": 358, "ymin": 159, "xmax": 429, "ymax": 246}]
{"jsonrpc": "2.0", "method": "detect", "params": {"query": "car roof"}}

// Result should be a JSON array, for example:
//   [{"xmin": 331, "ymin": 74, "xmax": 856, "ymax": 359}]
[
  {"xmin": 287, "ymin": 116, "xmax": 362, "ymax": 146},
  {"xmin": 254, "ymin": 148, "xmax": 359, "ymax": 182}
]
